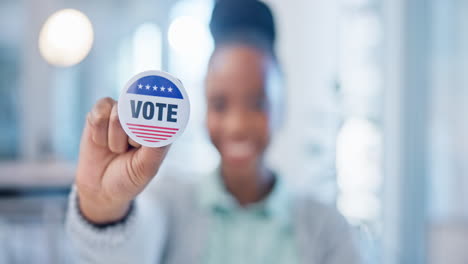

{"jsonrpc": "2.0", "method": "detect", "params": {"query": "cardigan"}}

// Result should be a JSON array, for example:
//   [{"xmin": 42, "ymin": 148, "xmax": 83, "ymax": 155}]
[{"xmin": 66, "ymin": 174, "xmax": 361, "ymax": 264}]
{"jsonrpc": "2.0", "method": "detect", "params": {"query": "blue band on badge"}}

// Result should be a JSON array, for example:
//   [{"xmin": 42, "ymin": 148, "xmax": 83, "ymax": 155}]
[{"xmin": 126, "ymin": 75, "xmax": 184, "ymax": 99}]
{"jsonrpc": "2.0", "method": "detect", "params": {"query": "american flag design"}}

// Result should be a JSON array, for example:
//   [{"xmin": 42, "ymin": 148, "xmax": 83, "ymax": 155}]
[
  {"xmin": 126, "ymin": 123, "xmax": 179, "ymax": 144},
  {"xmin": 118, "ymin": 71, "xmax": 190, "ymax": 148}
]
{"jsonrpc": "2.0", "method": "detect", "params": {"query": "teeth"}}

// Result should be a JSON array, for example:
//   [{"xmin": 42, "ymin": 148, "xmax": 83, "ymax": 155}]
[{"xmin": 225, "ymin": 142, "xmax": 254, "ymax": 158}]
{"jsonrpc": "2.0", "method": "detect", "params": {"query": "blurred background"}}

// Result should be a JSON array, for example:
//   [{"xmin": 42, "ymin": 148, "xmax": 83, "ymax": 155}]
[{"xmin": 0, "ymin": 0, "xmax": 467, "ymax": 263}]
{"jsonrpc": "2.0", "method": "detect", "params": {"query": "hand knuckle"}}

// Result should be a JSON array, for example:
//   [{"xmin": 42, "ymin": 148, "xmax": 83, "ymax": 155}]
[
  {"xmin": 94, "ymin": 112, "xmax": 108, "ymax": 124},
  {"xmin": 98, "ymin": 97, "xmax": 115, "ymax": 106}
]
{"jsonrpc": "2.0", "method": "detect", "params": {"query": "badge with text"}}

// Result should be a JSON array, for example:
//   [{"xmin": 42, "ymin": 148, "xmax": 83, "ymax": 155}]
[{"xmin": 118, "ymin": 70, "xmax": 190, "ymax": 147}]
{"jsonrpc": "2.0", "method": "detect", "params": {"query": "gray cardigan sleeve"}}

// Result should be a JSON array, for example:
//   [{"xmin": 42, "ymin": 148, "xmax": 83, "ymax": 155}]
[
  {"xmin": 321, "ymin": 209, "xmax": 362, "ymax": 264},
  {"xmin": 65, "ymin": 186, "xmax": 167, "ymax": 264},
  {"xmin": 295, "ymin": 196, "xmax": 363, "ymax": 264}
]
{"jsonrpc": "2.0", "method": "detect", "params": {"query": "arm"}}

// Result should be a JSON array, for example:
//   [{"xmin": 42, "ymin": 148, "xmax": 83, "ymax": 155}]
[
  {"xmin": 66, "ymin": 187, "xmax": 167, "ymax": 264},
  {"xmin": 66, "ymin": 97, "xmax": 170, "ymax": 263}
]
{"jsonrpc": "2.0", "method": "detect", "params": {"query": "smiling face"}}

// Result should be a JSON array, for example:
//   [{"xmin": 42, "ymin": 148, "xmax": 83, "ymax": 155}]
[{"xmin": 206, "ymin": 44, "xmax": 279, "ymax": 170}]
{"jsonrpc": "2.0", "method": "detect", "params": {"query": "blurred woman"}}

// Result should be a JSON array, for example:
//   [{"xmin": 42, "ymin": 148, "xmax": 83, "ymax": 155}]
[{"xmin": 66, "ymin": 1, "xmax": 361, "ymax": 263}]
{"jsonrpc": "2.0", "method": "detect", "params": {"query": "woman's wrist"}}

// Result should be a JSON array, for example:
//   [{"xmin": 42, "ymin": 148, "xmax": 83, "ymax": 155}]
[{"xmin": 77, "ymin": 192, "xmax": 132, "ymax": 225}]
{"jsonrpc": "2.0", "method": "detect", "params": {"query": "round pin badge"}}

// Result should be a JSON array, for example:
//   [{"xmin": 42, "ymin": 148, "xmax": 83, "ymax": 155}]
[{"xmin": 118, "ymin": 70, "xmax": 190, "ymax": 147}]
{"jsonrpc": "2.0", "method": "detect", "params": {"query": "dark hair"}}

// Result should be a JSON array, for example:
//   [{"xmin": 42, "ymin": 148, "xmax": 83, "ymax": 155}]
[
  {"xmin": 208, "ymin": 0, "xmax": 284, "ymax": 128},
  {"xmin": 209, "ymin": 0, "xmax": 277, "ymax": 58}
]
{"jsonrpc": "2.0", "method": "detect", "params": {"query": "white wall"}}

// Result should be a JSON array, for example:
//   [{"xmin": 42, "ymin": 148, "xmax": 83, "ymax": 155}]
[{"xmin": 265, "ymin": 0, "xmax": 340, "ymax": 200}]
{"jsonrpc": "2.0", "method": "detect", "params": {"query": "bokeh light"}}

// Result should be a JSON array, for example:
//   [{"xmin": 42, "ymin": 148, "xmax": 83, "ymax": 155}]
[
  {"xmin": 336, "ymin": 117, "xmax": 382, "ymax": 222},
  {"xmin": 168, "ymin": 15, "xmax": 212, "ymax": 56},
  {"xmin": 38, "ymin": 9, "xmax": 94, "ymax": 67}
]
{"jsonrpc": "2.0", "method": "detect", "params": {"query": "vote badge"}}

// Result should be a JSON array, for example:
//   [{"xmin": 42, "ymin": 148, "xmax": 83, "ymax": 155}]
[{"xmin": 118, "ymin": 70, "xmax": 190, "ymax": 147}]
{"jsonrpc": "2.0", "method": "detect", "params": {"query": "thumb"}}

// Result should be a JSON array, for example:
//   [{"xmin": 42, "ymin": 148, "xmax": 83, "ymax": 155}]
[{"xmin": 130, "ymin": 145, "xmax": 170, "ymax": 183}]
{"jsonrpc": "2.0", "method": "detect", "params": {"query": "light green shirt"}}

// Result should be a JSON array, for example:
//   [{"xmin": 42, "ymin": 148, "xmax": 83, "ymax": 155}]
[{"xmin": 198, "ymin": 171, "xmax": 299, "ymax": 264}]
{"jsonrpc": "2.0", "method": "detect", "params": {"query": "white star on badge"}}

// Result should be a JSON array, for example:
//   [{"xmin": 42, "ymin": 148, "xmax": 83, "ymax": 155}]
[
  {"xmin": 160, "ymin": 86, "xmax": 166, "ymax": 92},
  {"xmin": 168, "ymin": 87, "xmax": 173, "ymax": 92},
  {"xmin": 145, "ymin": 85, "xmax": 150, "ymax": 90},
  {"xmin": 138, "ymin": 84, "xmax": 143, "ymax": 89},
  {"xmin": 153, "ymin": 85, "xmax": 158, "ymax": 91}
]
